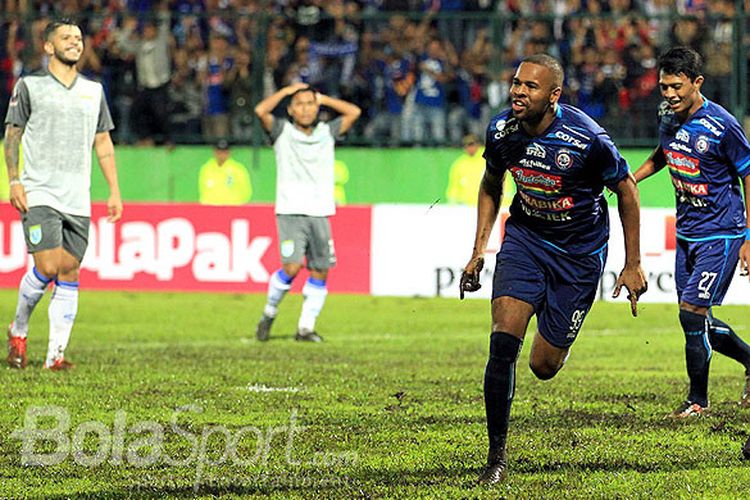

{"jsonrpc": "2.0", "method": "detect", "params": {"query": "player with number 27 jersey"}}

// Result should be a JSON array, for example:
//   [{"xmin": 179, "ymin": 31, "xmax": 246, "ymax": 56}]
[{"xmin": 658, "ymin": 98, "xmax": 750, "ymax": 239}]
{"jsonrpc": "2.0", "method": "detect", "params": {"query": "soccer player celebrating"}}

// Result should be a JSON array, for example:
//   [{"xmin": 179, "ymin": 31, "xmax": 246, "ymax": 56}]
[
  {"xmin": 634, "ymin": 46, "xmax": 750, "ymax": 418},
  {"xmin": 254, "ymin": 83, "xmax": 360, "ymax": 342},
  {"xmin": 460, "ymin": 54, "xmax": 647, "ymax": 484},
  {"xmin": 4, "ymin": 19, "xmax": 122, "ymax": 370}
]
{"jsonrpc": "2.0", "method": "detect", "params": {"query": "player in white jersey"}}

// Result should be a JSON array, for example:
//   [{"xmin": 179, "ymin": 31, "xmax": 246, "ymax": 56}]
[
  {"xmin": 4, "ymin": 19, "xmax": 122, "ymax": 370},
  {"xmin": 254, "ymin": 83, "xmax": 360, "ymax": 342}
]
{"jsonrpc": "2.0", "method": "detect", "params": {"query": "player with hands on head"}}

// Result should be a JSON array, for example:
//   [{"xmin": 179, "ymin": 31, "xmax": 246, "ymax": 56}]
[
  {"xmin": 253, "ymin": 82, "xmax": 360, "ymax": 342},
  {"xmin": 459, "ymin": 54, "xmax": 647, "ymax": 485}
]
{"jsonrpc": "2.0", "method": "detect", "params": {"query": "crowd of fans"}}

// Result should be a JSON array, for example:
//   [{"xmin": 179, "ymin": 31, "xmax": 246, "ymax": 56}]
[{"xmin": 0, "ymin": 0, "xmax": 747, "ymax": 146}]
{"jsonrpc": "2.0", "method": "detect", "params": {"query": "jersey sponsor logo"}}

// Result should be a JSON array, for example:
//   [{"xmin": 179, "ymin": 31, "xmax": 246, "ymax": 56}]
[
  {"xmin": 695, "ymin": 135, "xmax": 709, "ymax": 153},
  {"xmin": 671, "ymin": 177, "xmax": 708, "ymax": 196},
  {"xmin": 555, "ymin": 149, "xmax": 573, "ymax": 170},
  {"xmin": 518, "ymin": 202, "xmax": 571, "ymax": 221},
  {"xmin": 518, "ymin": 158, "xmax": 551, "ymax": 170},
  {"xmin": 698, "ymin": 118, "xmax": 722, "ymax": 137},
  {"xmin": 509, "ymin": 167, "xmax": 562, "ymax": 195},
  {"xmin": 493, "ymin": 119, "xmax": 519, "ymax": 139},
  {"xmin": 668, "ymin": 141, "xmax": 692, "ymax": 153},
  {"xmin": 665, "ymin": 150, "xmax": 700, "ymax": 177},
  {"xmin": 676, "ymin": 129, "xmax": 690, "ymax": 142},
  {"xmin": 525, "ymin": 143, "xmax": 546, "ymax": 158},
  {"xmin": 518, "ymin": 190, "xmax": 574, "ymax": 211},
  {"xmin": 554, "ymin": 130, "xmax": 587, "ymax": 150}
]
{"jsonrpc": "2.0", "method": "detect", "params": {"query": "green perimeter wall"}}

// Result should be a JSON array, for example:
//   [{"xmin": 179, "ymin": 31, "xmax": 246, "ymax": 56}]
[{"xmin": 1, "ymin": 146, "xmax": 672, "ymax": 207}]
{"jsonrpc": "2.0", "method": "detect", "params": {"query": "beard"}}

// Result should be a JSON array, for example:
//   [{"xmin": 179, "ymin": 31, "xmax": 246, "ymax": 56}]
[{"xmin": 54, "ymin": 47, "xmax": 80, "ymax": 67}]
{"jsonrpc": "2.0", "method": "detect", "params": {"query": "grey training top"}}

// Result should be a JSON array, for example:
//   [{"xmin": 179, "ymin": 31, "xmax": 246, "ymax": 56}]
[{"xmin": 5, "ymin": 70, "xmax": 114, "ymax": 216}]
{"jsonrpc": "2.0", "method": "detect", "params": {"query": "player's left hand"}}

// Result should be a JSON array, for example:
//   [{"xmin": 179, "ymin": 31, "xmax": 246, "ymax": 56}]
[
  {"xmin": 107, "ymin": 193, "xmax": 123, "ymax": 222},
  {"xmin": 613, "ymin": 264, "xmax": 648, "ymax": 317},
  {"xmin": 740, "ymin": 240, "xmax": 750, "ymax": 279},
  {"xmin": 459, "ymin": 256, "xmax": 484, "ymax": 300}
]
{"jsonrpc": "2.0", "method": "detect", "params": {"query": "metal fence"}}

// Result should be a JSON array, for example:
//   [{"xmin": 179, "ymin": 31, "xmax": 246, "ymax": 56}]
[{"xmin": 0, "ymin": 5, "xmax": 747, "ymax": 147}]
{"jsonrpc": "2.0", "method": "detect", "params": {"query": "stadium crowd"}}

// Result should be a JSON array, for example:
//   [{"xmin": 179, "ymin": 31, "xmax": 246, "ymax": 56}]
[{"xmin": 0, "ymin": 0, "xmax": 746, "ymax": 145}]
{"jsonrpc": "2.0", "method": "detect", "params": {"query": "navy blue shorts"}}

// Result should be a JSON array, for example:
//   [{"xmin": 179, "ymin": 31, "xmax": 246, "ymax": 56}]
[
  {"xmin": 492, "ymin": 226, "xmax": 607, "ymax": 348},
  {"xmin": 675, "ymin": 236, "xmax": 743, "ymax": 307}
]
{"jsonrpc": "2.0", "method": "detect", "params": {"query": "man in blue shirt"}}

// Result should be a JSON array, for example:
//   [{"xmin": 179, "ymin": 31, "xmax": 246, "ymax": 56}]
[
  {"xmin": 460, "ymin": 54, "xmax": 648, "ymax": 484},
  {"xmin": 634, "ymin": 46, "xmax": 750, "ymax": 418}
]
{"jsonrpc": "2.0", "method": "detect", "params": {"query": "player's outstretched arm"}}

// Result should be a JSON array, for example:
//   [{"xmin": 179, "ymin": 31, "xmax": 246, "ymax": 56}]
[
  {"xmin": 317, "ymin": 94, "xmax": 362, "ymax": 135},
  {"xmin": 611, "ymin": 172, "xmax": 648, "ymax": 316},
  {"xmin": 4, "ymin": 124, "xmax": 27, "ymax": 213},
  {"xmin": 460, "ymin": 168, "xmax": 504, "ymax": 299},
  {"xmin": 633, "ymin": 145, "xmax": 666, "ymax": 183},
  {"xmin": 740, "ymin": 174, "xmax": 750, "ymax": 279},
  {"xmin": 254, "ymin": 83, "xmax": 309, "ymax": 133},
  {"xmin": 94, "ymin": 131, "xmax": 122, "ymax": 222}
]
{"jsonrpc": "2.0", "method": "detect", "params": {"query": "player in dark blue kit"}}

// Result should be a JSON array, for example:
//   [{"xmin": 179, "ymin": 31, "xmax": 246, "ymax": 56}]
[
  {"xmin": 634, "ymin": 47, "xmax": 750, "ymax": 418},
  {"xmin": 460, "ymin": 54, "xmax": 648, "ymax": 484}
]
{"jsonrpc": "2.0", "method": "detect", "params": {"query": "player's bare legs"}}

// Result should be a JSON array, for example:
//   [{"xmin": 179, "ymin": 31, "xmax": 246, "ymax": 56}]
[
  {"xmin": 529, "ymin": 333, "xmax": 569, "ymax": 381},
  {"xmin": 479, "ymin": 296, "xmax": 534, "ymax": 484}
]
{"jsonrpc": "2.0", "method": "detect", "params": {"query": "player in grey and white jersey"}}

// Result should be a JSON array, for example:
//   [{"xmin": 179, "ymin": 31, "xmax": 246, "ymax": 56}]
[{"xmin": 4, "ymin": 18, "xmax": 122, "ymax": 370}]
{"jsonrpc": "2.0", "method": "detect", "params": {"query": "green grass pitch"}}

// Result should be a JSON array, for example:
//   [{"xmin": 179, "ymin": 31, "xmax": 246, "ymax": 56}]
[{"xmin": 1, "ymin": 290, "xmax": 749, "ymax": 498}]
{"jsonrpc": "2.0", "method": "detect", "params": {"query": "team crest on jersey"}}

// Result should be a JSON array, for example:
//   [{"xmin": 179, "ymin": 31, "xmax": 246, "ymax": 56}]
[
  {"xmin": 555, "ymin": 149, "xmax": 572, "ymax": 170},
  {"xmin": 29, "ymin": 224, "xmax": 42, "ymax": 245},
  {"xmin": 280, "ymin": 239, "xmax": 295, "ymax": 258},
  {"xmin": 526, "ymin": 143, "xmax": 546, "ymax": 158},
  {"xmin": 696, "ymin": 136, "xmax": 709, "ymax": 153},
  {"xmin": 676, "ymin": 129, "xmax": 690, "ymax": 142}
]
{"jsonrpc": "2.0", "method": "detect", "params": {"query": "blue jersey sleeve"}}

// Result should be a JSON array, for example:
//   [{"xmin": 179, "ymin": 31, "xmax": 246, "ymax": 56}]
[
  {"xmin": 483, "ymin": 123, "xmax": 505, "ymax": 175},
  {"xmin": 589, "ymin": 133, "xmax": 630, "ymax": 189},
  {"xmin": 720, "ymin": 119, "xmax": 750, "ymax": 179}
]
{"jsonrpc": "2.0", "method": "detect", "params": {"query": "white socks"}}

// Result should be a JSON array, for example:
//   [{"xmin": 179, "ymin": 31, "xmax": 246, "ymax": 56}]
[
  {"xmin": 262, "ymin": 271, "xmax": 328, "ymax": 332},
  {"xmin": 45, "ymin": 281, "xmax": 78, "ymax": 366},
  {"xmin": 11, "ymin": 267, "xmax": 52, "ymax": 338},
  {"xmin": 263, "ymin": 269, "xmax": 293, "ymax": 318},
  {"xmin": 298, "ymin": 278, "xmax": 328, "ymax": 332}
]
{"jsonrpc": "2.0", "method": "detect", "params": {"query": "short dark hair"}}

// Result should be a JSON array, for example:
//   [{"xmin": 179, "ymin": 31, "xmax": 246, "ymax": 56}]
[
  {"xmin": 43, "ymin": 18, "xmax": 80, "ymax": 41},
  {"xmin": 658, "ymin": 46, "xmax": 703, "ymax": 81},
  {"xmin": 521, "ymin": 53, "xmax": 564, "ymax": 89},
  {"xmin": 289, "ymin": 85, "xmax": 315, "ymax": 101}
]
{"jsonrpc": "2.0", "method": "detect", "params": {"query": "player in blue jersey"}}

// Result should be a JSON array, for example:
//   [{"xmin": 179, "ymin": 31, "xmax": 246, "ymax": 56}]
[
  {"xmin": 634, "ymin": 47, "xmax": 750, "ymax": 418},
  {"xmin": 460, "ymin": 54, "xmax": 648, "ymax": 484}
]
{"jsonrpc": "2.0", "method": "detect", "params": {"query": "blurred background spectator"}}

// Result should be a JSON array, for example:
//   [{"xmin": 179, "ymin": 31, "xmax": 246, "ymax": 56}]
[
  {"xmin": 1, "ymin": 0, "xmax": 748, "ymax": 147},
  {"xmin": 198, "ymin": 138, "xmax": 252, "ymax": 205}
]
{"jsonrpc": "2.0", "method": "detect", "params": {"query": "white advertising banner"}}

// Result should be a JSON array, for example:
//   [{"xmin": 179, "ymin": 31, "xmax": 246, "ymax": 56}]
[
  {"xmin": 371, "ymin": 205, "xmax": 750, "ymax": 305},
  {"xmin": 371, "ymin": 204, "xmax": 503, "ymax": 299}
]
